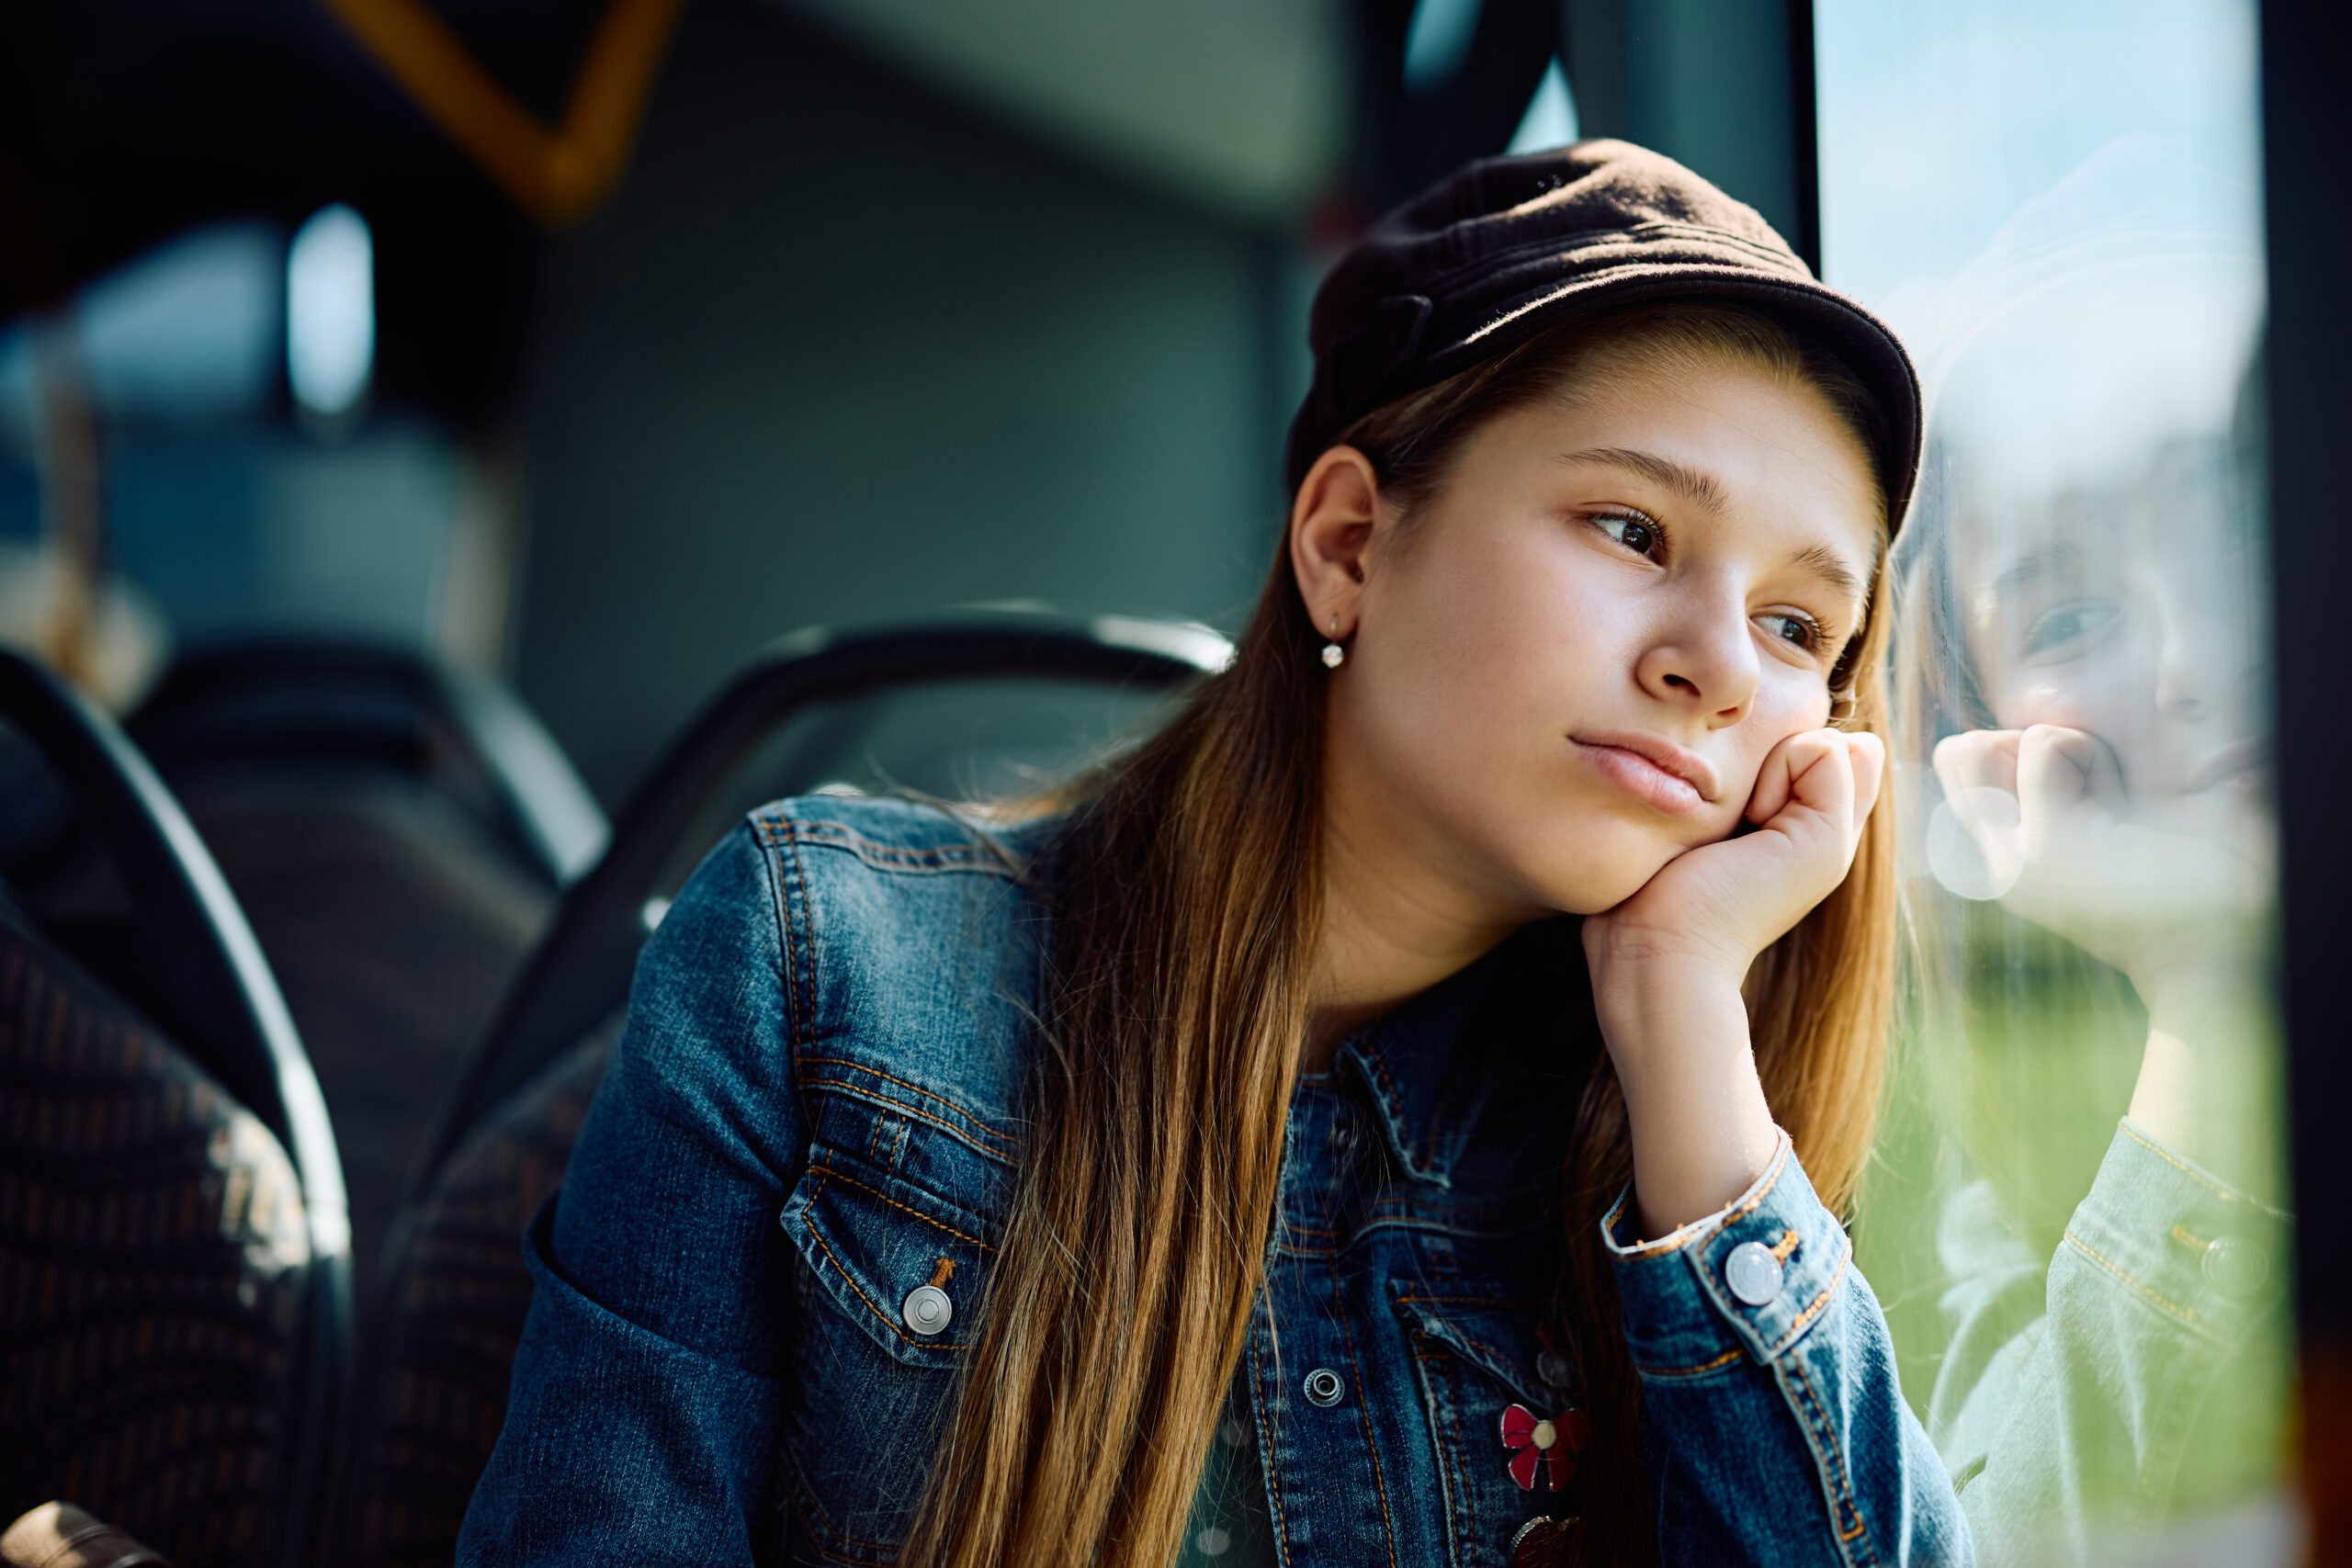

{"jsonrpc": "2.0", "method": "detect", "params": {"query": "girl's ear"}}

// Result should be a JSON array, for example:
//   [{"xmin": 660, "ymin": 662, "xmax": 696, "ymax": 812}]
[{"xmin": 1288, "ymin": 446, "xmax": 1383, "ymax": 640}]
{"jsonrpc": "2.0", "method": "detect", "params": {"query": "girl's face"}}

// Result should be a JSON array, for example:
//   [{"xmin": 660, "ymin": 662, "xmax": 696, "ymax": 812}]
[
  {"xmin": 1957, "ymin": 473, "xmax": 2267, "ymax": 849},
  {"xmin": 1315, "ymin": 350, "xmax": 1883, "ymax": 919}
]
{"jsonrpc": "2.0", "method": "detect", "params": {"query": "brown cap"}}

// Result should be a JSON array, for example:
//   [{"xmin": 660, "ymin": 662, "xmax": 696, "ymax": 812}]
[{"xmin": 1286, "ymin": 140, "xmax": 1923, "ymax": 529}]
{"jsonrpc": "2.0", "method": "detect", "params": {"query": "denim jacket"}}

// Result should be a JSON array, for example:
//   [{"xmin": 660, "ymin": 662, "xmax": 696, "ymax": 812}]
[{"xmin": 458, "ymin": 796, "xmax": 1968, "ymax": 1566}]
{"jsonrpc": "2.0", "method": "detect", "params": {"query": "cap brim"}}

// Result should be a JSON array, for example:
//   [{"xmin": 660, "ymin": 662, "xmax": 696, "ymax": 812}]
[{"xmin": 1413, "ymin": 265, "xmax": 1924, "ymax": 534}]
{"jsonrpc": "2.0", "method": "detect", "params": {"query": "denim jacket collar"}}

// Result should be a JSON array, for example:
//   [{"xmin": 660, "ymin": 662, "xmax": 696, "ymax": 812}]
[{"xmin": 1337, "ymin": 916, "xmax": 1594, "ymax": 1193}]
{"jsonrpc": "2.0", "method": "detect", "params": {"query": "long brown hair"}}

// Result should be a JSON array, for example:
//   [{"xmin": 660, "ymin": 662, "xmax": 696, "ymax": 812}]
[{"xmin": 900, "ymin": 301, "xmax": 1901, "ymax": 1568}]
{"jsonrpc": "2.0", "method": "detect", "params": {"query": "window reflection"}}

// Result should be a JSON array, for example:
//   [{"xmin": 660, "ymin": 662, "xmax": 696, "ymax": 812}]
[{"xmin": 1820, "ymin": 2, "xmax": 2292, "ymax": 1556}]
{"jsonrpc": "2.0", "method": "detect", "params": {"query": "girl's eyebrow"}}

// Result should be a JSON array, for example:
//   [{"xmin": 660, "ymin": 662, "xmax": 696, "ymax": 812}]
[
  {"xmin": 1554, "ymin": 446, "xmax": 1726, "ymax": 513},
  {"xmin": 1558, "ymin": 446, "xmax": 1868, "ymax": 607},
  {"xmin": 1985, "ymin": 539, "xmax": 2081, "ymax": 602},
  {"xmin": 1788, "ymin": 541, "xmax": 1869, "ymax": 609}
]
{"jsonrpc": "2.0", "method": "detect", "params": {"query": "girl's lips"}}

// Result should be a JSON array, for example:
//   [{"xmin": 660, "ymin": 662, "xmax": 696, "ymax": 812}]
[
  {"xmin": 1572, "ymin": 738, "xmax": 1712, "ymax": 816},
  {"xmin": 2183, "ymin": 737, "xmax": 2267, "ymax": 795}
]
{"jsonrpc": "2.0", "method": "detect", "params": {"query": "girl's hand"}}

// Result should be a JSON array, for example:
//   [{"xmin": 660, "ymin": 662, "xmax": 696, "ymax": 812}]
[
  {"xmin": 1584, "ymin": 728, "xmax": 1886, "ymax": 992},
  {"xmin": 1581, "ymin": 728, "xmax": 1884, "ymax": 1235},
  {"xmin": 1929, "ymin": 725, "xmax": 2268, "ymax": 1003},
  {"xmin": 1929, "ymin": 724, "xmax": 2278, "ymax": 1195}
]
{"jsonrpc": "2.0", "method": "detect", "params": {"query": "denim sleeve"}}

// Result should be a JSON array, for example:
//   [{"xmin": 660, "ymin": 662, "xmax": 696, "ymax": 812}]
[
  {"xmin": 1607, "ymin": 1133, "xmax": 1971, "ymax": 1567},
  {"xmin": 458, "ymin": 823, "xmax": 805, "ymax": 1566},
  {"xmin": 1930, "ymin": 1120, "xmax": 2292, "ymax": 1563}
]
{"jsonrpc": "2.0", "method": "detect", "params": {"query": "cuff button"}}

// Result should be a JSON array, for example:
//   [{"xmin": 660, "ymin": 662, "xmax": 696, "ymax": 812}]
[
  {"xmin": 1724, "ymin": 1240, "xmax": 1785, "ymax": 1306},
  {"xmin": 2201, "ymin": 1235, "xmax": 2270, "ymax": 1300}
]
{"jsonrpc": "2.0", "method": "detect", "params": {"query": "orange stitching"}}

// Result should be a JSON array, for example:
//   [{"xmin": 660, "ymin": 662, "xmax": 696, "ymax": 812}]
[
  {"xmin": 1636, "ymin": 1345, "xmax": 1744, "ymax": 1379},
  {"xmin": 808, "ymin": 1167, "xmax": 998, "ymax": 1253},
  {"xmin": 1351, "ymin": 1044, "xmax": 1428, "ymax": 1173},
  {"xmin": 928, "ymin": 1258, "xmax": 956, "ymax": 1288},
  {"xmin": 2117, "ymin": 1118, "xmax": 2252, "ymax": 1204},
  {"xmin": 797, "ymin": 823, "xmax": 997, "ymax": 860},
  {"xmin": 1766, "ymin": 1247, "xmax": 1850, "ymax": 1358},
  {"xmin": 1615, "ymin": 1141, "xmax": 1793, "ymax": 1258},
  {"xmin": 2063, "ymin": 1227, "xmax": 2200, "ymax": 1328},
  {"xmin": 798, "ymin": 1057, "xmax": 1015, "ymax": 1143},
  {"xmin": 1250, "ymin": 1344, "xmax": 1295, "ymax": 1564},
  {"xmin": 800, "ymin": 1082, "xmax": 1017, "ymax": 1168},
  {"xmin": 1434, "ymin": 1332, "xmax": 1472, "ymax": 1548},
  {"xmin": 1779, "ymin": 1359, "xmax": 1873, "ymax": 1556},
  {"xmin": 1329, "ymin": 1280, "xmax": 1403, "ymax": 1568},
  {"xmin": 1770, "ymin": 1228, "xmax": 1800, "ymax": 1263},
  {"xmin": 791, "ymin": 820, "xmax": 1013, "ymax": 876},
  {"xmin": 802, "ymin": 1221, "xmax": 970, "ymax": 1351}
]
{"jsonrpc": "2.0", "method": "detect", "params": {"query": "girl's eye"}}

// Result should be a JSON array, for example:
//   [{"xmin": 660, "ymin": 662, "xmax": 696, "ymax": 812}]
[
  {"xmin": 1595, "ymin": 511, "xmax": 1661, "ymax": 558},
  {"xmin": 1758, "ymin": 612, "xmax": 1823, "ymax": 652},
  {"xmin": 2021, "ymin": 598, "xmax": 2120, "ymax": 658}
]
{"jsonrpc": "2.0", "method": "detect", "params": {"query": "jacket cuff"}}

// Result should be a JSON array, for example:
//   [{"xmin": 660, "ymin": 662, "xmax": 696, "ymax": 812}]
[
  {"xmin": 1603, "ymin": 1130, "xmax": 1855, "ymax": 1375},
  {"xmin": 2062, "ymin": 1118, "xmax": 2290, "ymax": 1348}
]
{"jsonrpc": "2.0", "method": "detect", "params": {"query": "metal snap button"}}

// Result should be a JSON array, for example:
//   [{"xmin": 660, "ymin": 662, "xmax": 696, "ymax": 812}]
[
  {"xmin": 1303, "ymin": 1367, "xmax": 1346, "ymax": 1407},
  {"xmin": 1724, "ymin": 1240, "xmax": 1785, "ymax": 1307},
  {"xmin": 1537, "ymin": 1348, "xmax": 1572, "ymax": 1389},
  {"xmin": 2201, "ymin": 1235, "xmax": 2270, "ymax": 1299},
  {"xmin": 901, "ymin": 1283, "xmax": 954, "ymax": 1337}
]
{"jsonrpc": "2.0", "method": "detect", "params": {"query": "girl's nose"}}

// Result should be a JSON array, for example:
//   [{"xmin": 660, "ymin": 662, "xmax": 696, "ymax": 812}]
[
  {"xmin": 2149, "ymin": 573, "xmax": 2249, "ymax": 725},
  {"xmin": 1636, "ymin": 597, "xmax": 1759, "ymax": 726}
]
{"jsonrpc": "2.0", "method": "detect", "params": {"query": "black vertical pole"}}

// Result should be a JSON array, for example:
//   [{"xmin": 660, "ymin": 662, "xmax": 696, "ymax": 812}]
[
  {"xmin": 2259, "ymin": 0, "xmax": 2352, "ymax": 1556},
  {"xmin": 1786, "ymin": 0, "xmax": 1820, "ymax": 276}
]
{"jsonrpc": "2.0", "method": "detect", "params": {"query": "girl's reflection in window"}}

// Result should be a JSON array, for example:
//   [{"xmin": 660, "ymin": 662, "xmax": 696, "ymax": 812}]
[{"xmin": 1881, "ymin": 140, "xmax": 2293, "ymax": 1556}]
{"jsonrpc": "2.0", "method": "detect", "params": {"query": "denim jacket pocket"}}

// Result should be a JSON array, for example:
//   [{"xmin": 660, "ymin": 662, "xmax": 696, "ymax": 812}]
[
  {"xmin": 1393, "ymin": 1285, "xmax": 1580, "ymax": 1568},
  {"xmin": 775, "ymin": 1127, "xmax": 1003, "ymax": 1561},
  {"xmin": 779, "ymin": 1146, "xmax": 1001, "ymax": 1368}
]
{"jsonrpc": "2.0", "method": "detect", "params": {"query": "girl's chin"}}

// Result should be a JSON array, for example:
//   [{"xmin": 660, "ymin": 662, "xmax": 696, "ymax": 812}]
[{"xmin": 1522, "ymin": 852, "xmax": 1690, "ymax": 919}]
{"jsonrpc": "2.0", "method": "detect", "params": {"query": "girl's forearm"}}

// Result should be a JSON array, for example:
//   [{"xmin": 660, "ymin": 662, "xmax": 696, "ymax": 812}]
[
  {"xmin": 1599, "ymin": 956, "xmax": 1781, "ymax": 1236},
  {"xmin": 2127, "ymin": 965, "xmax": 2282, "ymax": 1205}
]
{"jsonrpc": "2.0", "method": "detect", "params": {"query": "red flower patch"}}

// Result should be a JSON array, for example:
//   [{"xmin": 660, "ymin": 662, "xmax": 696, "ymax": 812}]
[{"xmin": 1498, "ymin": 1402, "xmax": 1587, "ymax": 1493}]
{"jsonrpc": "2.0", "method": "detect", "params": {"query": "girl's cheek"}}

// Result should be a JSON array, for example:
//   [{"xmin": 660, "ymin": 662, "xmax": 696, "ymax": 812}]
[
  {"xmin": 1999, "ymin": 672, "xmax": 2112, "ymax": 734},
  {"xmin": 1754, "ymin": 682, "xmax": 1833, "ymax": 751}
]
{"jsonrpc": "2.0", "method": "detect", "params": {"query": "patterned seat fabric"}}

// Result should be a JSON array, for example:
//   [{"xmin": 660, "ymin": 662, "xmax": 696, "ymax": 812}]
[
  {"xmin": 0, "ymin": 916, "xmax": 312, "ymax": 1568},
  {"xmin": 173, "ymin": 773, "xmax": 554, "ymax": 1316},
  {"xmin": 342, "ymin": 1017, "xmax": 619, "ymax": 1568}
]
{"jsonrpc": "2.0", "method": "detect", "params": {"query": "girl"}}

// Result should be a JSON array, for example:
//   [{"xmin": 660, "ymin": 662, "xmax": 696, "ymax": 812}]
[{"xmin": 460, "ymin": 141, "xmax": 1963, "ymax": 1566}]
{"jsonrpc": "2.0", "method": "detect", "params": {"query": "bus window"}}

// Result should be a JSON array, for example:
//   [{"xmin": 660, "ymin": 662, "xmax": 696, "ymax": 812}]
[{"xmin": 1819, "ymin": 1, "xmax": 2290, "ymax": 1554}]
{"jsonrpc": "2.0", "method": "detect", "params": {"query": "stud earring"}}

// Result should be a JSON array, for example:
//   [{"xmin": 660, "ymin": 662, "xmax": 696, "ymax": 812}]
[{"xmin": 1321, "ymin": 617, "xmax": 1345, "ymax": 670}]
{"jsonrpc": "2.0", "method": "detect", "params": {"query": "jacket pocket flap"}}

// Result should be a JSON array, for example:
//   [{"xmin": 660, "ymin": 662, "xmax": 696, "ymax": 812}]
[
  {"xmin": 779, "ymin": 1157, "xmax": 1001, "ymax": 1369},
  {"xmin": 1391, "ymin": 1285, "xmax": 1554, "ymax": 1411}
]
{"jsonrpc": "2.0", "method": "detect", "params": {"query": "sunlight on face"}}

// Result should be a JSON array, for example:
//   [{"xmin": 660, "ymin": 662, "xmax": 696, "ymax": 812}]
[{"xmin": 1327, "ymin": 350, "xmax": 1883, "ymax": 917}]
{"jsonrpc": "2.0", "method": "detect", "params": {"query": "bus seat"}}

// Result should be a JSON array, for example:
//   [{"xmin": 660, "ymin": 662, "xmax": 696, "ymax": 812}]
[
  {"xmin": 130, "ymin": 642, "xmax": 606, "ymax": 1315},
  {"xmin": 339, "ymin": 1015, "xmax": 618, "ymax": 1568},
  {"xmin": 0, "ymin": 649, "xmax": 348, "ymax": 1568},
  {"xmin": 335, "ymin": 609, "xmax": 1225, "ymax": 1562},
  {"xmin": 0, "ymin": 909, "xmax": 313, "ymax": 1568}
]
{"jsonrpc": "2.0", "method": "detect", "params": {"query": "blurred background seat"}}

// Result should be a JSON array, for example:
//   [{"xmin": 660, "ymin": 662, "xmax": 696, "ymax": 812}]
[
  {"xmin": 333, "ymin": 607, "xmax": 1223, "ymax": 1568},
  {"xmin": 0, "ymin": 647, "xmax": 348, "ymax": 1568},
  {"xmin": 127, "ymin": 640, "xmax": 606, "ymax": 1316}
]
